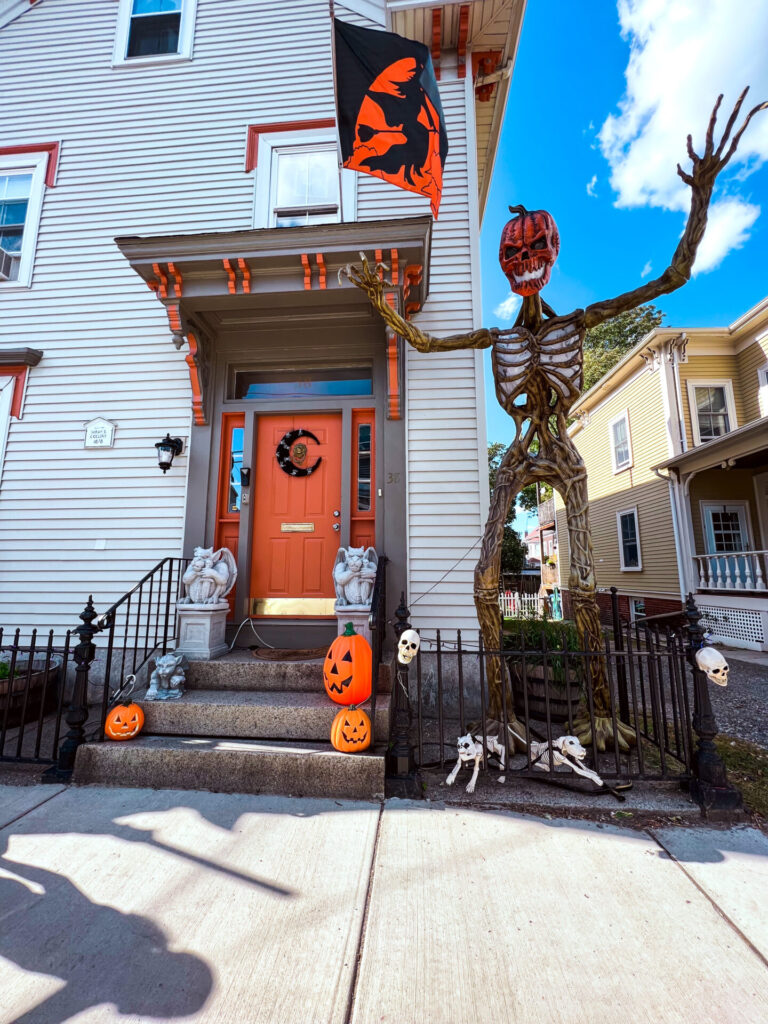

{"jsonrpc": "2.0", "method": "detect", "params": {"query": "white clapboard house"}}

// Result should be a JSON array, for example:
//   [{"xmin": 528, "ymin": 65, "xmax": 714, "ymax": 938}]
[{"xmin": 0, "ymin": 0, "xmax": 524, "ymax": 653}]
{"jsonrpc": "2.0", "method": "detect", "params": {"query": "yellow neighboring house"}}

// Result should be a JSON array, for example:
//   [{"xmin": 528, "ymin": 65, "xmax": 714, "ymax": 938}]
[{"xmin": 553, "ymin": 296, "xmax": 768, "ymax": 651}]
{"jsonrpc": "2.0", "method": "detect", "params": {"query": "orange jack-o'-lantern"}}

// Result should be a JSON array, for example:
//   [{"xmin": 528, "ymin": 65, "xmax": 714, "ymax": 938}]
[
  {"xmin": 104, "ymin": 702, "xmax": 145, "ymax": 741},
  {"xmin": 499, "ymin": 205, "xmax": 560, "ymax": 297},
  {"xmin": 323, "ymin": 623, "xmax": 372, "ymax": 706},
  {"xmin": 330, "ymin": 705, "xmax": 372, "ymax": 753}
]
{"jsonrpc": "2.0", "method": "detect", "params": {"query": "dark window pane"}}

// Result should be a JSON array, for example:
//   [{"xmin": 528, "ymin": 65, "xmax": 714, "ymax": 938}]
[
  {"xmin": 228, "ymin": 427, "xmax": 244, "ymax": 514},
  {"xmin": 233, "ymin": 367, "xmax": 372, "ymax": 400},
  {"xmin": 357, "ymin": 424, "xmax": 372, "ymax": 511},
  {"xmin": 127, "ymin": 12, "xmax": 181, "ymax": 57},
  {"xmin": 0, "ymin": 229, "xmax": 23, "ymax": 253},
  {"xmin": 0, "ymin": 200, "xmax": 27, "ymax": 228},
  {"xmin": 620, "ymin": 513, "xmax": 639, "ymax": 568},
  {"xmin": 357, "ymin": 482, "xmax": 371, "ymax": 511}
]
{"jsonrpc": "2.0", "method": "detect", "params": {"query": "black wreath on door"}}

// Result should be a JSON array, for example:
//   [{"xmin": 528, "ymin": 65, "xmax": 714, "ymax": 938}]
[{"xmin": 275, "ymin": 429, "xmax": 322, "ymax": 477}]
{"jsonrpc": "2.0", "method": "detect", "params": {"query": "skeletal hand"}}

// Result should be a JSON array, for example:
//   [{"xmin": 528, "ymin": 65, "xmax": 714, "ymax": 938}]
[
  {"xmin": 677, "ymin": 88, "xmax": 768, "ymax": 192},
  {"xmin": 339, "ymin": 252, "xmax": 392, "ymax": 304}
]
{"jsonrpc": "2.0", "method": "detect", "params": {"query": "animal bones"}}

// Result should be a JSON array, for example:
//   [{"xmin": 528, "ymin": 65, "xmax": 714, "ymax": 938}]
[
  {"xmin": 529, "ymin": 735, "xmax": 605, "ymax": 788},
  {"xmin": 446, "ymin": 719, "xmax": 527, "ymax": 793}
]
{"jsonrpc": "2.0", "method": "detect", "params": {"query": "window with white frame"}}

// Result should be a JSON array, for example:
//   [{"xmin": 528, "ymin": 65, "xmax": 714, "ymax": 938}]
[
  {"xmin": 630, "ymin": 598, "xmax": 646, "ymax": 622},
  {"xmin": 687, "ymin": 379, "xmax": 737, "ymax": 445},
  {"xmin": 758, "ymin": 365, "xmax": 768, "ymax": 418},
  {"xmin": 113, "ymin": 0, "xmax": 198, "ymax": 65},
  {"xmin": 609, "ymin": 410, "xmax": 632, "ymax": 472},
  {"xmin": 617, "ymin": 507, "xmax": 642, "ymax": 571},
  {"xmin": 252, "ymin": 129, "xmax": 356, "ymax": 229},
  {"xmin": 0, "ymin": 152, "xmax": 47, "ymax": 289}
]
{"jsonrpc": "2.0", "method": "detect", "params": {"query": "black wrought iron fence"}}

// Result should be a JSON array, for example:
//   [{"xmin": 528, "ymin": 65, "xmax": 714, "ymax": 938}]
[
  {"xmin": 0, "ymin": 628, "xmax": 72, "ymax": 764},
  {"xmin": 94, "ymin": 557, "xmax": 189, "ymax": 740},
  {"xmin": 409, "ymin": 626, "xmax": 692, "ymax": 784},
  {"xmin": 368, "ymin": 555, "xmax": 388, "ymax": 735}
]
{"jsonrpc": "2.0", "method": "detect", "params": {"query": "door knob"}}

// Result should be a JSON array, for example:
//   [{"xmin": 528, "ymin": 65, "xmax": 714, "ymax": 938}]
[
  {"xmin": 333, "ymin": 510, "xmax": 340, "ymax": 517},
  {"xmin": 332, "ymin": 523, "xmax": 341, "ymax": 532}
]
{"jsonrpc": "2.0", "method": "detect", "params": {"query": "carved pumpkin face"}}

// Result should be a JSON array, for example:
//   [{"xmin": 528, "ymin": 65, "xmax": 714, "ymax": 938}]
[
  {"xmin": 499, "ymin": 205, "xmax": 560, "ymax": 296},
  {"xmin": 104, "ymin": 702, "xmax": 144, "ymax": 741},
  {"xmin": 323, "ymin": 623, "xmax": 372, "ymax": 706},
  {"xmin": 331, "ymin": 705, "xmax": 372, "ymax": 752}
]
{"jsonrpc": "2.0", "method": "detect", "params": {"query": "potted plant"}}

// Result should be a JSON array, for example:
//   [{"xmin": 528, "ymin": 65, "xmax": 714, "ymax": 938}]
[{"xmin": 504, "ymin": 616, "xmax": 582, "ymax": 724}]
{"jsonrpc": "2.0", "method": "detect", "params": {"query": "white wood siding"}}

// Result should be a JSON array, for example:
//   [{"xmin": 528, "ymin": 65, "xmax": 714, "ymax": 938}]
[
  {"xmin": 1, "ymin": 0, "xmax": 483, "ymax": 636},
  {"xmin": 358, "ymin": 72, "xmax": 483, "ymax": 633}
]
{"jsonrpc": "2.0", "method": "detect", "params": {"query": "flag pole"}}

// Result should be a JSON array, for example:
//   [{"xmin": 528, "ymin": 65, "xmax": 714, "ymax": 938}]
[{"xmin": 328, "ymin": 0, "xmax": 345, "ymax": 222}]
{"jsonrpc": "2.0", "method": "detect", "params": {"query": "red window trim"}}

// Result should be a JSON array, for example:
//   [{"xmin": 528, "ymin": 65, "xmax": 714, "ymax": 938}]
[
  {"xmin": 0, "ymin": 142, "xmax": 60, "ymax": 187},
  {"xmin": 2, "ymin": 367, "xmax": 30, "ymax": 419},
  {"xmin": 245, "ymin": 119, "xmax": 335, "ymax": 173}
]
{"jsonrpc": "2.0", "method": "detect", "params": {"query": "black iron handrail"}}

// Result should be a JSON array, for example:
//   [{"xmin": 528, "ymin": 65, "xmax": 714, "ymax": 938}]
[{"xmin": 368, "ymin": 555, "xmax": 388, "ymax": 746}]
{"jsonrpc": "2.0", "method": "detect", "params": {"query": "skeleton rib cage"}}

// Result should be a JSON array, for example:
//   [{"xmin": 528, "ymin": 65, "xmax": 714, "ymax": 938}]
[{"xmin": 492, "ymin": 311, "xmax": 584, "ymax": 416}]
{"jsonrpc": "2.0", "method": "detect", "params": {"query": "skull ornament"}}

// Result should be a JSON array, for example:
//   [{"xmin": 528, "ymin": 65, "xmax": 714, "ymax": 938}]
[
  {"xmin": 695, "ymin": 646, "xmax": 729, "ymax": 686},
  {"xmin": 397, "ymin": 628, "xmax": 420, "ymax": 664},
  {"xmin": 499, "ymin": 205, "xmax": 560, "ymax": 296}
]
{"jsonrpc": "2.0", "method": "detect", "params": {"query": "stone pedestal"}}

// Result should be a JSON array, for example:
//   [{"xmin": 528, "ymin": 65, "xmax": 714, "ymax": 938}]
[
  {"xmin": 334, "ymin": 606, "xmax": 372, "ymax": 646},
  {"xmin": 176, "ymin": 601, "xmax": 230, "ymax": 661}
]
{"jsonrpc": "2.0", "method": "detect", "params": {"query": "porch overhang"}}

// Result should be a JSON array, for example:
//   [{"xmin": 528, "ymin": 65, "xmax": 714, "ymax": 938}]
[
  {"xmin": 654, "ymin": 416, "xmax": 768, "ymax": 478},
  {"xmin": 115, "ymin": 217, "xmax": 432, "ymax": 425}
]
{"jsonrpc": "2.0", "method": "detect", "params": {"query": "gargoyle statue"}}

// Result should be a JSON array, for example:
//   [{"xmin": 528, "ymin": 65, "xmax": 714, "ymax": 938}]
[
  {"xmin": 146, "ymin": 651, "xmax": 189, "ymax": 701},
  {"xmin": 180, "ymin": 546, "xmax": 238, "ymax": 605},
  {"xmin": 342, "ymin": 88, "xmax": 766, "ymax": 752},
  {"xmin": 333, "ymin": 546, "xmax": 378, "ymax": 608}
]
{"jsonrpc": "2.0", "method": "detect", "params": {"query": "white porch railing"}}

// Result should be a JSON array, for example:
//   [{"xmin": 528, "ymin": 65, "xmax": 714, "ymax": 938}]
[{"xmin": 694, "ymin": 551, "xmax": 768, "ymax": 591}]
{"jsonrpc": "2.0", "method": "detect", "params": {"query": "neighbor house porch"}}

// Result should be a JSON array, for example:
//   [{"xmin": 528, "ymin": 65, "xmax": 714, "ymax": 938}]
[{"xmin": 657, "ymin": 416, "xmax": 768, "ymax": 650}]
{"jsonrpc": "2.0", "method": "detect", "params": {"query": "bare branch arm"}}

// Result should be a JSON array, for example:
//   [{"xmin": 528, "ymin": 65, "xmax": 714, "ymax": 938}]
[
  {"xmin": 585, "ymin": 89, "xmax": 767, "ymax": 329},
  {"xmin": 341, "ymin": 255, "xmax": 494, "ymax": 352}
]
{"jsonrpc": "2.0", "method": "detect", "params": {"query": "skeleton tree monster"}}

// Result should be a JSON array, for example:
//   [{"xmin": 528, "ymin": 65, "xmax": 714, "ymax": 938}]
[{"xmin": 343, "ymin": 90, "xmax": 767, "ymax": 752}]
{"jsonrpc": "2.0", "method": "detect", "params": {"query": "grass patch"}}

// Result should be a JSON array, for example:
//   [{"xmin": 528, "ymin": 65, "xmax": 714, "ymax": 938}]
[{"xmin": 716, "ymin": 735, "xmax": 768, "ymax": 817}]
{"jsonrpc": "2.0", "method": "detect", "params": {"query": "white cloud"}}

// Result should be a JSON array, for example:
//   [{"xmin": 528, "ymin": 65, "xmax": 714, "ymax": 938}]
[
  {"xmin": 586, "ymin": 174, "xmax": 598, "ymax": 197},
  {"xmin": 598, "ymin": 0, "xmax": 768, "ymax": 272},
  {"xmin": 641, "ymin": 260, "xmax": 652, "ymax": 278},
  {"xmin": 494, "ymin": 293, "xmax": 522, "ymax": 321}
]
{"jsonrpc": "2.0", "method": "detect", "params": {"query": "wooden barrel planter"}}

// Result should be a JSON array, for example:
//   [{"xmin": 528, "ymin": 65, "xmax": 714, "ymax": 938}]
[
  {"xmin": 507, "ymin": 659, "xmax": 581, "ymax": 725},
  {"xmin": 0, "ymin": 657, "xmax": 62, "ymax": 724}
]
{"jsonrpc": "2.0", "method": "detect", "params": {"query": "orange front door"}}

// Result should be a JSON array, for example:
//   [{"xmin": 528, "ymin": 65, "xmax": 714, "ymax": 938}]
[{"xmin": 250, "ymin": 414, "xmax": 342, "ymax": 616}]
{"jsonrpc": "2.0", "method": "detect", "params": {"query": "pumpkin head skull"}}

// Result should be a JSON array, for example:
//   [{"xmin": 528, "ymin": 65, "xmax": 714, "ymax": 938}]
[{"xmin": 499, "ymin": 205, "xmax": 560, "ymax": 297}]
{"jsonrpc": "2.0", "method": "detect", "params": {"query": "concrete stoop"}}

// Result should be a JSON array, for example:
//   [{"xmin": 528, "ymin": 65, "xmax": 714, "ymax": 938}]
[{"xmin": 73, "ymin": 654, "xmax": 389, "ymax": 800}]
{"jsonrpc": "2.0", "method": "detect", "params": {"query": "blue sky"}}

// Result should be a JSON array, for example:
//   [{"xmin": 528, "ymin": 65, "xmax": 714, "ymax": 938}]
[{"xmin": 480, "ymin": 0, "xmax": 768, "ymax": 485}]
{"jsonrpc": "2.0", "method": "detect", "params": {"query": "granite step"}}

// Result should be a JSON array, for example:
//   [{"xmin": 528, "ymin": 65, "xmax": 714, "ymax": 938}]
[
  {"xmin": 136, "ymin": 688, "xmax": 390, "ymax": 743},
  {"xmin": 185, "ymin": 653, "xmax": 392, "ymax": 694},
  {"xmin": 73, "ymin": 735, "xmax": 385, "ymax": 801}
]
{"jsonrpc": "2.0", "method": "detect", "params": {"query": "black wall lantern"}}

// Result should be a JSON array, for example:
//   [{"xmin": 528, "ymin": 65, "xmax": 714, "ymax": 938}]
[{"xmin": 155, "ymin": 434, "xmax": 183, "ymax": 473}]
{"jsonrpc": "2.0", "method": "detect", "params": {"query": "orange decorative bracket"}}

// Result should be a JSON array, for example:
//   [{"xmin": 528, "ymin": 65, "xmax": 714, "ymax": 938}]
[
  {"xmin": 473, "ymin": 51, "xmax": 502, "ymax": 102},
  {"xmin": 457, "ymin": 5, "xmax": 469, "ymax": 79},
  {"xmin": 185, "ymin": 330, "xmax": 208, "ymax": 427},
  {"xmin": 301, "ymin": 253, "xmax": 312, "ymax": 290},
  {"xmin": 431, "ymin": 8, "xmax": 442, "ymax": 81}
]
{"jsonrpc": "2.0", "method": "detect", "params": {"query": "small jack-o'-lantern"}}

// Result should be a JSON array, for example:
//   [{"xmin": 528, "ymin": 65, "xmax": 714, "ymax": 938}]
[
  {"xmin": 323, "ymin": 623, "xmax": 372, "ymax": 706},
  {"xmin": 330, "ymin": 705, "xmax": 372, "ymax": 753},
  {"xmin": 499, "ymin": 205, "xmax": 560, "ymax": 297},
  {"xmin": 104, "ymin": 702, "xmax": 145, "ymax": 741}
]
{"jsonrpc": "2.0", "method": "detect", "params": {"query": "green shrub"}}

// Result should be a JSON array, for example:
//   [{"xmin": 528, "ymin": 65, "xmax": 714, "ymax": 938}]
[{"xmin": 503, "ymin": 616, "xmax": 582, "ymax": 687}]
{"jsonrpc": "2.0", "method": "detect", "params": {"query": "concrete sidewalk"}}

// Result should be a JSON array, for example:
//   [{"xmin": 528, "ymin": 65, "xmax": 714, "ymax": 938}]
[{"xmin": 0, "ymin": 785, "xmax": 766, "ymax": 1024}]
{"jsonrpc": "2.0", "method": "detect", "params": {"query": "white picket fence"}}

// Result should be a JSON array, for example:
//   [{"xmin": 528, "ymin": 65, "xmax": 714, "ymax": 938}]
[{"xmin": 499, "ymin": 591, "xmax": 540, "ymax": 618}]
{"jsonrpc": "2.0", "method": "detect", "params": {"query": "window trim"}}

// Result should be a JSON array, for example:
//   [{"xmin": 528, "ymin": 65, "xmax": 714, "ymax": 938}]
[
  {"xmin": 699, "ymin": 500, "xmax": 754, "ymax": 555},
  {"xmin": 608, "ymin": 409, "xmax": 633, "ymax": 473},
  {"xmin": 686, "ymin": 378, "xmax": 738, "ymax": 446},
  {"xmin": 0, "ymin": 377, "xmax": 15, "ymax": 491},
  {"xmin": 616, "ymin": 506, "xmax": 642, "ymax": 572},
  {"xmin": 0, "ymin": 151, "xmax": 48, "ymax": 290},
  {"xmin": 757, "ymin": 364, "xmax": 768, "ymax": 419},
  {"xmin": 629, "ymin": 598, "xmax": 646, "ymax": 623},
  {"xmin": 251, "ymin": 128, "xmax": 356, "ymax": 229},
  {"xmin": 112, "ymin": 0, "xmax": 198, "ymax": 68}
]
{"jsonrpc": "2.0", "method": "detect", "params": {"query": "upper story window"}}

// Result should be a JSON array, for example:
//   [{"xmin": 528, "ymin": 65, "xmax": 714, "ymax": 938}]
[
  {"xmin": 272, "ymin": 146, "xmax": 339, "ymax": 228},
  {"xmin": 250, "ymin": 126, "xmax": 356, "ymax": 229},
  {"xmin": 758, "ymin": 365, "xmax": 768, "ymax": 418},
  {"xmin": 0, "ymin": 152, "xmax": 48, "ymax": 289},
  {"xmin": 687, "ymin": 380, "xmax": 737, "ymax": 445},
  {"xmin": 609, "ymin": 410, "xmax": 632, "ymax": 473},
  {"xmin": 113, "ymin": 0, "xmax": 198, "ymax": 66}
]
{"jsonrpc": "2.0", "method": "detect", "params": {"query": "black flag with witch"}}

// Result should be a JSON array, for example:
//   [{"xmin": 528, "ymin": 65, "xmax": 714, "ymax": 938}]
[{"xmin": 334, "ymin": 18, "xmax": 448, "ymax": 218}]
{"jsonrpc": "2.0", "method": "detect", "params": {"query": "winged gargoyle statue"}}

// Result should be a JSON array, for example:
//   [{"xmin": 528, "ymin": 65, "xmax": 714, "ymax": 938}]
[{"xmin": 343, "ymin": 90, "xmax": 766, "ymax": 751}]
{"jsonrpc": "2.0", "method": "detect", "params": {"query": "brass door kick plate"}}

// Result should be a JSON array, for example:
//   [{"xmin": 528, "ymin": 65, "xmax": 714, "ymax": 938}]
[{"xmin": 280, "ymin": 523, "xmax": 315, "ymax": 532}]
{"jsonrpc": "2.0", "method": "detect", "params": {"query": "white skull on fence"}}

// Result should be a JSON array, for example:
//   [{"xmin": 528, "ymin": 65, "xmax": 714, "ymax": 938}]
[
  {"xmin": 397, "ymin": 629, "xmax": 421, "ymax": 665},
  {"xmin": 694, "ymin": 646, "xmax": 729, "ymax": 686}
]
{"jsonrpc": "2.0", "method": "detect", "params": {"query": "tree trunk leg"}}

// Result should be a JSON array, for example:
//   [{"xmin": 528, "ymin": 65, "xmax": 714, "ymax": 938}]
[
  {"xmin": 556, "ymin": 445, "xmax": 636, "ymax": 753},
  {"xmin": 473, "ymin": 445, "xmax": 529, "ymax": 748}
]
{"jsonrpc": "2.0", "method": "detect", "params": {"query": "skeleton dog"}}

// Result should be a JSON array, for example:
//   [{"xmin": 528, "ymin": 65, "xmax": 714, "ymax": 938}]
[{"xmin": 446, "ymin": 719, "xmax": 527, "ymax": 793}]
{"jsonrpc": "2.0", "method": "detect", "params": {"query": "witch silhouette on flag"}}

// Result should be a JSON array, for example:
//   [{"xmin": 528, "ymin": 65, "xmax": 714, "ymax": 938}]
[{"xmin": 333, "ymin": 18, "xmax": 449, "ymax": 218}]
